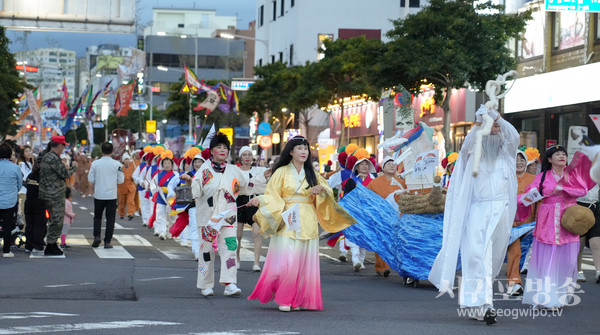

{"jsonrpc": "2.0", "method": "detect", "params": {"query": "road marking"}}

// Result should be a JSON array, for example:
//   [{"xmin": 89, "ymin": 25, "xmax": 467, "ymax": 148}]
[
  {"xmin": 44, "ymin": 282, "xmax": 95, "ymax": 288},
  {"xmin": 113, "ymin": 234, "xmax": 152, "ymax": 247},
  {"xmin": 158, "ymin": 248, "xmax": 195, "ymax": 260},
  {"xmin": 319, "ymin": 252, "xmax": 340, "ymax": 262},
  {"xmin": 137, "ymin": 276, "xmax": 183, "ymax": 282},
  {"xmin": 92, "ymin": 246, "xmax": 134, "ymax": 259},
  {"xmin": 78, "ymin": 206, "xmax": 88, "ymax": 210},
  {"xmin": 71, "ymin": 201, "xmax": 78, "ymax": 205},
  {"xmin": 29, "ymin": 253, "xmax": 65, "ymax": 259},
  {"xmin": 65, "ymin": 234, "xmax": 90, "ymax": 246},
  {"xmin": 0, "ymin": 320, "xmax": 180, "ymax": 334},
  {"xmin": 185, "ymin": 331, "xmax": 300, "ymax": 335},
  {"xmin": 0, "ymin": 312, "xmax": 78, "ymax": 320}
]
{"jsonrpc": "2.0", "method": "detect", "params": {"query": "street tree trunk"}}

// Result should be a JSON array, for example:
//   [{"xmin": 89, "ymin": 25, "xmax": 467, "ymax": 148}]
[
  {"xmin": 338, "ymin": 97, "xmax": 346, "ymax": 149},
  {"xmin": 442, "ymin": 85, "xmax": 453, "ymax": 153}
]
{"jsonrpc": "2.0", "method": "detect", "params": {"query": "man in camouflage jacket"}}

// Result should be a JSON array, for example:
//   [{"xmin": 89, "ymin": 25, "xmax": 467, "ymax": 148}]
[{"xmin": 39, "ymin": 136, "xmax": 78, "ymax": 256}]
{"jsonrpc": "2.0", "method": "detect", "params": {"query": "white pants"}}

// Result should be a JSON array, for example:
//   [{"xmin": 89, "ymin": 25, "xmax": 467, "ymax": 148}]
[
  {"xmin": 154, "ymin": 204, "xmax": 169, "ymax": 235},
  {"xmin": 458, "ymin": 202, "xmax": 510, "ymax": 309},
  {"xmin": 188, "ymin": 207, "xmax": 200, "ymax": 258},
  {"xmin": 139, "ymin": 190, "xmax": 150, "ymax": 225},
  {"xmin": 346, "ymin": 239, "xmax": 365, "ymax": 266},
  {"xmin": 197, "ymin": 224, "xmax": 238, "ymax": 289}
]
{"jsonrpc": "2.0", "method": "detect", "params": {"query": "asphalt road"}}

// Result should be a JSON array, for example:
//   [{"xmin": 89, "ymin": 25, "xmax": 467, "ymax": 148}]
[{"xmin": 1, "ymin": 193, "xmax": 600, "ymax": 334}]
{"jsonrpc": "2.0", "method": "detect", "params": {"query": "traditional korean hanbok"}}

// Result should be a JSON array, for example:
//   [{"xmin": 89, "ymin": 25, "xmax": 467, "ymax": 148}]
[
  {"xmin": 248, "ymin": 163, "xmax": 356, "ymax": 310},
  {"xmin": 192, "ymin": 159, "xmax": 248, "ymax": 290},
  {"xmin": 132, "ymin": 159, "xmax": 149, "ymax": 225},
  {"xmin": 518, "ymin": 151, "xmax": 596, "ymax": 308},
  {"xmin": 151, "ymin": 166, "xmax": 176, "ymax": 239}
]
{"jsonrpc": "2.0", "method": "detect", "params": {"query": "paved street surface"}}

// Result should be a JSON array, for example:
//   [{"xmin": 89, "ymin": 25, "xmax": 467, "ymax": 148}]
[{"xmin": 2, "ymin": 193, "xmax": 600, "ymax": 334}]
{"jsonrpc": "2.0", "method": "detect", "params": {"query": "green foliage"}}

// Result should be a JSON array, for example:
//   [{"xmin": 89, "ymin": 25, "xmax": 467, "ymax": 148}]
[
  {"xmin": 0, "ymin": 26, "xmax": 27, "ymax": 139},
  {"xmin": 65, "ymin": 124, "xmax": 88, "ymax": 145}
]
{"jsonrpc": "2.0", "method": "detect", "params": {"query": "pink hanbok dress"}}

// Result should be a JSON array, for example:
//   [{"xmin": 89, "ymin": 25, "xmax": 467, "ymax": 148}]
[{"xmin": 517, "ymin": 151, "xmax": 596, "ymax": 308}]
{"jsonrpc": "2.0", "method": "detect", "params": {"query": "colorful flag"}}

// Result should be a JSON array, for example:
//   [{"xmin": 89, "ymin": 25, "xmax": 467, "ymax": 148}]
[
  {"xmin": 184, "ymin": 65, "xmax": 203, "ymax": 93},
  {"xmin": 194, "ymin": 89, "xmax": 220, "ymax": 115},
  {"xmin": 103, "ymin": 79, "xmax": 113, "ymax": 96},
  {"xmin": 115, "ymin": 81, "xmax": 135, "ymax": 117},
  {"xmin": 59, "ymin": 79, "xmax": 68, "ymax": 118}
]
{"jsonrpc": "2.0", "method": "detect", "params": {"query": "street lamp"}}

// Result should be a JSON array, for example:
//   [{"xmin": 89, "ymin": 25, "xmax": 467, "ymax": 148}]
[{"xmin": 219, "ymin": 32, "xmax": 269, "ymax": 69}]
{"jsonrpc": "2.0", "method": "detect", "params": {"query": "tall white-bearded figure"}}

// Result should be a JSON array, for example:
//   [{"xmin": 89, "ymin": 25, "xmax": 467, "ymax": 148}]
[{"xmin": 428, "ymin": 104, "xmax": 519, "ymax": 325}]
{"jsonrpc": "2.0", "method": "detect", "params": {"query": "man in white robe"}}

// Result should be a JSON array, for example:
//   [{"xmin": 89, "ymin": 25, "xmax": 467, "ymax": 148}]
[{"xmin": 428, "ymin": 105, "xmax": 519, "ymax": 324}]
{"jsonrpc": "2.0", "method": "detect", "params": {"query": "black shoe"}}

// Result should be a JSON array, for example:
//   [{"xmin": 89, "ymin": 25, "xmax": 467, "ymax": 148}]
[
  {"xmin": 383, "ymin": 269, "xmax": 391, "ymax": 278},
  {"xmin": 92, "ymin": 237, "xmax": 101, "ymax": 248},
  {"xmin": 44, "ymin": 243, "xmax": 63, "ymax": 256},
  {"xmin": 104, "ymin": 243, "xmax": 113, "ymax": 249},
  {"xmin": 119, "ymin": 216, "xmax": 124, "ymax": 220},
  {"xmin": 128, "ymin": 215, "xmax": 134, "ymax": 220},
  {"xmin": 60, "ymin": 244, "xmax": 71, "ymax": 250},
  {"xmin": 483, "ymin": 308, "xmax": 497, "ymax": 325}
]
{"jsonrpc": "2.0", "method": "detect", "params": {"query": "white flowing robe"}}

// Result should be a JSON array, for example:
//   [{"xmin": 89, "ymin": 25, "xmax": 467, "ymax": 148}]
[{"xmin": 429, "ymin": 117, "xmax": 519, "ymax": 309}]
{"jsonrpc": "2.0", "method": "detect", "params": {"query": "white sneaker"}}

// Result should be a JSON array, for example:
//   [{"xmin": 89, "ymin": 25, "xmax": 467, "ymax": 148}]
[
  {"xmin": 359, "ymin": 263, "xmax": 365, "ymax": 270},
  {"xmin": 278, "ymin": 305, "xmax": 291, "ymax": 312},
  {"xmin": 224, "ymin": 283, "xmax": 242, "ymax": 296},
  {"xmin": 201, "ymin": 288, "xmax": 214, "ymax": 296},
  {"xmin": 578, "ymin": 271, "xmax": 587, "ymax": 282},
  {"xmin": 252, "ymin": 265, "xmax": 261, "ymax": 272},
  {"xmin": 3, "ymin": 252, "xmax": 14, "ymax": 258},
  {"xmin": 159, "ymin": 234, "xmax": 166, "ymax": 240}
]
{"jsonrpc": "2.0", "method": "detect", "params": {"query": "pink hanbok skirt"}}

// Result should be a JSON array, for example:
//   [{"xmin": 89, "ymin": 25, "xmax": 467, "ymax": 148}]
[
  {"xmin": 522, "ymin": 239, "xmax": 579, "ymax": 308},
  {"xmin": 248, "ymin": 235, "xmax": 322, "ymax": 310}
]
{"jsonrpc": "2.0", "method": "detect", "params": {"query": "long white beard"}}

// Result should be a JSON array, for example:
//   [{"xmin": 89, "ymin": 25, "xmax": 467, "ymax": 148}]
[{"xmin": 481, "ymin": 133, "xmax": 505, "ymax": 163}]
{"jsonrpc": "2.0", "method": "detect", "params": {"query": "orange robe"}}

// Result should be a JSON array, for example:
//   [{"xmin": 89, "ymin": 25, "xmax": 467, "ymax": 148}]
[
  {"xmin": 507, "ymin": 172, "xmax": 537, "ymax": 285},
  {"xmin": 118, "ymin": 163, "xmax": 137, "ymax": 217},
  {"xmin": 367, "ymin": 174, "xmax": 407, "ymax": 274}
]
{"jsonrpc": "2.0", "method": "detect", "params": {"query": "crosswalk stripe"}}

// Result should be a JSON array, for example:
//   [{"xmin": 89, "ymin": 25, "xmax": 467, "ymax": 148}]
[
  {"xmin": 0, "ymin": 320, "xmax": 180, "ymax": 334},
  {"xmin": 79, "ymin": 206, "xmax": 88, "ymax": 210},
  {"xmin": 92, "ymin": 246, "xmax": 134, "ymax": 259},
  {"xmin": 65, "ymin": 234, "xmax": 90, "ymax": 246},
  {"xmin": 113, "ymin": 234, "xmax": 152, "ymax": 247},
  {"xmin": 157, "ymin": 248, "xmax": 195, "ymax": 260}
]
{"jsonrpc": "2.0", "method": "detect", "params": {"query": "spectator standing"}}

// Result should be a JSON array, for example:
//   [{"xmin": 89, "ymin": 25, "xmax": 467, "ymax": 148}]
[
  {"xmin": 39, "ymin": 136, "xmax": 77, "ymax": 256},
  {"xmin": 61, "ymin": 187, "xmax": 75, "ymax": 249},
  {"xmin": 88, "ymin": 142, "xmax": 124, "ymax": 248},
  {"xmin": 24, "ymin": 155, "xmax": 47, "ymax": 252},
  {"xmin": 0, "ymin": 142, "xmax": 22, "ymax": 258}
]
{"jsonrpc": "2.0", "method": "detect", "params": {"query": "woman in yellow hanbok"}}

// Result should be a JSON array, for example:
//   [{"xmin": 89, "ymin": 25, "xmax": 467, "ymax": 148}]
[{"xmin": 247, "ymin": 136, "xmax": 356, "ymax": 311}]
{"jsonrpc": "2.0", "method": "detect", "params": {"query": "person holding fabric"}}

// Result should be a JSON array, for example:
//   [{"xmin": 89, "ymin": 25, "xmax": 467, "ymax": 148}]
[
  {"xmin": 40, "ymin": 136, "xmax": 78, "ymax": 256},
  {"xmin": 505, "ymin": 150, "xmax": 536, "ymax": 296},
  {"xmin": 151, "ymin": 150, "xmax": 177, "ymax": 240},
  {"xmin": 246, "ymin": 136, "xmax": 356, "ymax": 311},
  {"xmin": 235, "ymin": 146, "xmax": 271, "ymax": 272},
  {"xmin": 88, "ymin": 142, "xmax": 124, "ymax": 249},
  {"xmin": 366, "ymin": 156, "xmax": 406, "ymax": 277},
  {"xmin": 191, "ymin": 133, "xmax": 248, "ymax": 297},
  {"xmin": 342, "ymin": 148, "xmax": 378, "ymax": 272},
  {"xmin": 429, "ymin": 105, "xmax": 519, "ymax": 325},
  {"xmin": 518, "ymin": 145, "xmax": 596, "ymax": 309}
]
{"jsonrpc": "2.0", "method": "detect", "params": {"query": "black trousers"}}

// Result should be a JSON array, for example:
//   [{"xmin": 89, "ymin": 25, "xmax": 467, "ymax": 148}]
[
  {"xmin": 93, "ymin": 199, "xmax": 117, "ymax": 243},
  {"xmin": 0, "ymin": 202, "xmax": 18, "ymax": 253},
  {"xmin": 24, "ymin": 208, "xmax": 47, "ymax": 251}
]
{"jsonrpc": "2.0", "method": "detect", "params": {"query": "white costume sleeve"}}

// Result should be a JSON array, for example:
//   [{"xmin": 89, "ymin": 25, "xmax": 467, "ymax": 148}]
[{"xmin": 328, "ymin": 171, "xmax": 342, "ymax": 188}]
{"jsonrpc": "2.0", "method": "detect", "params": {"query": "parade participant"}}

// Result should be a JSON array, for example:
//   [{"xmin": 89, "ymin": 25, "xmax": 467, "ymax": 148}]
[
  {"xmin": 40, "ymin": 136, "xmax": 78, "ymax": 256},
  {"xmin": 24, "ymin": 155, "xmax": 46, "ymax": 253},
  {"xmin": 366, "ymin": 156, "xmax": 406, "ymax": 277},
  {"xmin": 0, "ymin": 141, "xmax": 22, "ymax": 258},
  {"xmin": 235, "ymin": 146, "xmax": 271, "ymax": 272},
  {"xmin": 88, "ymin": 142, "xmax": 124, "ymax": 249},
  {"xmin": 117, "ymin": 153, "xmax": 137, "ymax": 220},
  {"xmin": 440, "ymin": 152, "xmax": 458, "ymax": 191},
  {"xmin": 151, "ymin": 150, "xmax": 177, "ymax": 240},
  {"xmin": 525, "ymin": 147, "xmax": 541, "ymax": 175},
  {"xmin": 247, "ymin": 136, "xmax": 356, "ymax": 311},
  {"xmin": 145, "ymin": 146, "xmax": 164, "ymax": 233},
  {"xmin": 518, "ymin": 145, "xmax": 596, "ymax": 309},
  {"xmin": 191, "ymin": 133, "xmax": 248, "ymax": 297},
  {"xmin": 132, "ymin": 146, "xmax": 153, "ymax": 226},
  {"xmin": 506, "ymin": 150, "xmax": 536, "ymax": 296},
  {"xmin": 131, "ymin": 149, "xmax": 142, "ymax": 215},
  {"xmin": 342, "ymin": 148, "xmax": 378, "ymax": 272},
  {"xmin": 170, "ymin": 148, "xmax": 205, "ymax": 257},
  {"xmin": 576, "ymin": 184, "xmax": 600, "ymax": 283},
  {"xmin": 76, "ymin": 153, "xmax": 93, "ymax": 197},
  {"xmin": 61, "ymin": 153, "xmax": 74, "ymax": 189},
  {"xmin": 60, "ymin": 187, "xmax": 75, "ymax": 250},
  {"xmin": 429, "ymin": 105, "xmax": 519, "ymax": 324}
]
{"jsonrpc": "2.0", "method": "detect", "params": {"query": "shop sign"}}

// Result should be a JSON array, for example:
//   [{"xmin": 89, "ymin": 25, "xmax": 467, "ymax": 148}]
[{"xmin": 546, "ymin": 139, "xmax": 557, "ymax": 148}]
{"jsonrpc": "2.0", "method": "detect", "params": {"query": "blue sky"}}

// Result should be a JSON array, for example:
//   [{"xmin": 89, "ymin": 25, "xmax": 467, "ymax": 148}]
[{"xmin": 7, "ymin": 0, "xmax": 256, "ymax": 57}]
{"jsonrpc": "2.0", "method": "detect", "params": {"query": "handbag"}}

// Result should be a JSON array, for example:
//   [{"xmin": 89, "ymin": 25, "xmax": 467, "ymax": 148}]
[{"xmin": 174, "ymin": 184, "xmax": 193, "ymax": 205}]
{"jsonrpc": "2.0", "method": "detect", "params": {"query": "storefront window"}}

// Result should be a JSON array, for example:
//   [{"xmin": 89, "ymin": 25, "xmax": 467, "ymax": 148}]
[
  {"xmin": 519, "ymin": 8, "xmax": 545, "ymax": 59},
  {"xmin": 452, "ymin": 125, "xmax": 471, "ymax": 153},
  {"xmin": 553, "ymin": 11, "xmax": 585, "ymax": 51},
  {"xmin": 521, "ymin": 117, "xmax": 541, "ymax": 149},
  {"xmin": 559, "ymin": 112, "xmax": 587, "ymax": 146}
]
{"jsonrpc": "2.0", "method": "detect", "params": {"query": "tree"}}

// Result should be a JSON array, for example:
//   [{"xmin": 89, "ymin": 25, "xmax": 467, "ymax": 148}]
[
  {"xmin": 382, "ymin": 0, "xmax": 530, "ymax": 152},
  {"xmin": 0, "ymin": 26, "xmax": 27, "ymax": 140},
  {"xmin": 312, "ymin": 36, "xmax": 384, "ymax": 147}
]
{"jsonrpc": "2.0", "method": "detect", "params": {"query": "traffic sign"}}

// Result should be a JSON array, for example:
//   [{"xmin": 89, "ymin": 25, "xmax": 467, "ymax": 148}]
[
  {"xmin": 545, "ymin": 0, "xmax": 600, "ymax": 12},
  {"xmin": 146, "ymin": 120, "xmax": 156, "ymax": 133},
  {"xmin": 231, "ymin": 80, "xmax": 255, "ymax": 91},
  {"xmin": 258, "ymin": 122, "xmax": 271, "ymax": 135},
  {"xmin": 147, "ymin": 133, "xmax": 156, "ymax": 141},
  {"xmin": 92, "ymin": 122, "xmax": 104, "ymax": 128},
  {"xmin": 259, "ymin": 135, "xmax": 273, "ymax": 149},
  {"xmin": 130, "ymin": 102, "xmax": 148, "ymax": 110}
]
